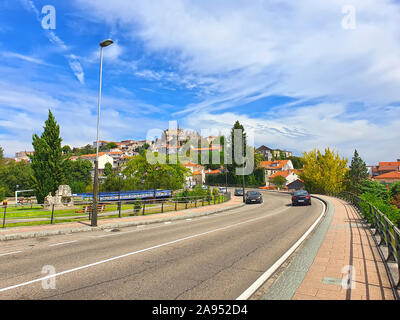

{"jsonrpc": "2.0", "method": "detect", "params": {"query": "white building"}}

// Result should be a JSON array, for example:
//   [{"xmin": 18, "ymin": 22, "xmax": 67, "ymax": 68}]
[{"xmin": 74, "ymin": 152, "xmax": 114, "ymax": 177}]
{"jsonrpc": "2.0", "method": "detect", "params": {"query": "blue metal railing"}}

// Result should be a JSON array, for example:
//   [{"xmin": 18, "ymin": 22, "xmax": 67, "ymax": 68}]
[{"xmin": 73, "ymin": 189, "xmax": 171, "ymax": 202}]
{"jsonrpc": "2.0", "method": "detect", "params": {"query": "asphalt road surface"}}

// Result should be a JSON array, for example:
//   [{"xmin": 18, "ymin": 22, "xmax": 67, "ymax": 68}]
[{"xmin": 0, "ymin": 191, "xmax": 323, "ymax": 300}]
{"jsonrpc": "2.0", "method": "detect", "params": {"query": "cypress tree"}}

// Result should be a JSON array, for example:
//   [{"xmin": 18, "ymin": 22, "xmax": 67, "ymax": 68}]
[
  {"xmin": 30, "ymin": 110, "xmax": 63, "ymax": 204},
  {"xmin": 347, "ymin": 149, "xmax": 369, "ymax": 189}
]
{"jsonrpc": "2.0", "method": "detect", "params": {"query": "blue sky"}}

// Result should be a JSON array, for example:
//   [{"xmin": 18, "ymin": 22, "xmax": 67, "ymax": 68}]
[{"xmin": 0, "ymin": 0, "xmax": 400, "ymax": 164}]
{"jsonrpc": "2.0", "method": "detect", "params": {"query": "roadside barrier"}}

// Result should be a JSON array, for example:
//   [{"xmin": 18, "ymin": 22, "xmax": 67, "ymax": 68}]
[{"xmin": 335, "ymin": 192, "xmax": 400, "ymax": 297}]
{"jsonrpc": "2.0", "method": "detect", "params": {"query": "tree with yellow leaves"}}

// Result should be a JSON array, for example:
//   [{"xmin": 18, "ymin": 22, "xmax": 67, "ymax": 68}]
[{"xmin": 300, "ymin": 148, "xmax": 348, "ymax": 194}]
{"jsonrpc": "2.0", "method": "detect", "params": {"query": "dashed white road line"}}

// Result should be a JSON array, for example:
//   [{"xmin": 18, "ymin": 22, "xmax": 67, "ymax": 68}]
[
  {"xmin": 0, "ymin": 206, "xmax": 290, "ymax": 294},
  {"xmin": 48, "ymin": 241, "xmax": 78, "ymax": 247},
  {"xmin": 0, "ymin": 251, "xmax": 22, "ymax": 257}
]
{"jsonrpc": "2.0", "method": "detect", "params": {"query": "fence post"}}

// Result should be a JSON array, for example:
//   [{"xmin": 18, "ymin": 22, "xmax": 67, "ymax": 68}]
[
  {"xmin": 394, "ymin": 231, "xmax": 400, "ymax": 289},
  {"xmin": 161, "ymin": 201, "xmax": 164, "ymax": 213},
  {"xmin": 377, "ymin": 215, "xmax": 383, "ymax": 245},
  {"xmin": 385, "ymin": 220, "xmax": 395, "ymax": 262},
  {"xmin": 118, "ymin": 201, "xmax": 122, "ymax": 218},
  {"xmin": 185, "ymin": 201, "xmax": 188, "ymax": 210},
  {"xmin": 175, "ymin": 200, "xmax": 177, "ymax": 211},
  {"xmin": 142, "ymin": 202, "xmax": 146, "ymax": 215},
  {"xmin": 2, "ymin": 206, "xmax": 6, "ymax": 228},
  {"xmin": 202, "ymin": 198, "xmax": 204, "ymax": 207},
  {"xmin": 195, "ymin": 199, "xmax": 197, "ymax": 208},
  {"xmin": 51, "ymin": 204, "xmax": 55, "ymax": 224}
]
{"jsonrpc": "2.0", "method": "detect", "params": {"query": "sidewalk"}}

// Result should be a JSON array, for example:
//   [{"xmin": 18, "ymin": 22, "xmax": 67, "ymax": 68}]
[
  {"xmin": 0, "ymin": 196, "xmax": 244, "ymax": 241},
  {"xmin": 290, "ymin": 196, "xmax": 395, "ymax": 300}
]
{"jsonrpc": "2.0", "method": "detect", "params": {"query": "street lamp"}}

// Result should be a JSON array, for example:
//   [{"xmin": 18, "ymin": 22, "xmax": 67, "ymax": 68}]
[
  {"xmin": 92, "ymin": 39, "xmax": 114, "ymax": 227},
  {"xmin": 117, "ymin": 172, "xmax": 123, "ymax": 218}
]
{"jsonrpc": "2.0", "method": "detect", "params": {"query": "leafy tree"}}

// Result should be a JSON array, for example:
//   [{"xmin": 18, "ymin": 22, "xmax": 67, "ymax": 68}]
[
  {"xmin": 0, "ymin": 160, "xmax": 34, "ymax": 196},
  {"xmin": 62, "ymin": 145, "xmax": 72, "ymax": 155},
  {"xmin": 74, "ymin": 144, "xmax": 96, "ymax": 156},
  {"xmin": 100, "ymin": 142, "xmax": 118, "ymax": 152},
  {"xmin": 228, "ymin": 121, "xmax": 247, "ymax": 172},
  {"xmin": 0, "ymin": 187, "xmax": 5, "ymax": 202},
  {"xmin": 345, "ymin": 150, "xmax": 369, "ymax": 193},
  {"xmin": 122, "ymin": 152, "xmax": 190, "ymax": 196},
  {"xmin": 358, "ymin": 180, "xmax": 390, "ymax": 201},
  {"xmin": 104, "ymin": 162, "xmax": 113, "ymax": 177},
  {"xmin": 0, "ymin": 147, "xmax": 4, "ymax": 165},
  {"xmin": 30, "ymin": 110, "xmax": 63, "ymax": 204},
  {"xmin": 390, "ymin": 181, "xmax": 400, "ymax": 199},
  {"xmin": 101, "ymin": 173, "xmax": 121, "ymax": 192},
  {"xmin": 136, "ymin": 143, "xmax": 150, "ymax": 155},
  {"xmin": 61, "ymin": 158, "xmax": 92, "ymax": 193},
  {"xmin": 270, "ymin": 175, "xmax": 287, "ymax": 189},
  {"xmin": 300, "ymin": 148, "xmax": 348, "ymax": 194},
  {"xmin": 288, "ymin": 156, "xmax": 303, "ymax": 169}
]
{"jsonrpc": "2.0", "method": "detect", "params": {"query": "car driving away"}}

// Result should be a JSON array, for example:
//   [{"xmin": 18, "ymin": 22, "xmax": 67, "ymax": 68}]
[
  {"xmin": 234, "ymin": 188, "xmax": 244, "ymax": 196},
  {"xmin": 292, "ymin": 190, "xmax": 312, "ymax": 206},
  {"xmin": 245, "ymin": 191, "xmax": 263, "ymax": 204}
]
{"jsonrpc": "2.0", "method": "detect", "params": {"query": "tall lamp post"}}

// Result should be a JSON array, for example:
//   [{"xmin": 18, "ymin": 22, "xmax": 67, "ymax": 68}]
[
  {"xmin": 92, "ymin": 39, "xmax": 114, "ymax": 227},
  {"xmin": 117, "ymin": 172, "xmax": 123, "ymax": 218}
]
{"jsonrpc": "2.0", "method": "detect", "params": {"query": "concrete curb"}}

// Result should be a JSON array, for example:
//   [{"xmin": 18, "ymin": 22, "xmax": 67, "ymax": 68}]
[{"xmin": 0, "ymin": 202, "xmax": 246, "ymax": 241}]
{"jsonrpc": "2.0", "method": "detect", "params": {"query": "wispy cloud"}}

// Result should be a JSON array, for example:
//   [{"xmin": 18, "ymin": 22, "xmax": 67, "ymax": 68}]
[
  {"xmin": 1, "ymin": 51, "xmax": 52, "ymax": 66},
  {"xmin": 19, "ymin": 0, "xmax": 85, "ymax": 84}
]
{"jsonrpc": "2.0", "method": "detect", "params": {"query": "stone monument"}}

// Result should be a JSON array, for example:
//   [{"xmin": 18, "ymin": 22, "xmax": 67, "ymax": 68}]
[{"xmin": 44, "ymin": 185, "xmax": 74, "ymax": 209}]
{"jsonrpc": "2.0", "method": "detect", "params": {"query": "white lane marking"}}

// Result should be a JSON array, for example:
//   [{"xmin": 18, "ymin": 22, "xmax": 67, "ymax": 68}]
[
  {"xmin": 236, "ymin": 198, "xmax": 327, "ymax": 300},
  {"xmin": 0, "ymin": 206, "xmax": 290, "ymax": 294},
  {"xmin": 164, "ymin": 222, "xmax": 172, "ymax": 225},
  {"xmin": 0, "ymin": 251, "xmax": 22, "ymax": 257},
  {"xmin": 48, "ymin": 241, "xmax": 78, "ymax": 247},
  {"xmin": 186, "ymin": 219, "xmax": 192, "ymax": 221}
]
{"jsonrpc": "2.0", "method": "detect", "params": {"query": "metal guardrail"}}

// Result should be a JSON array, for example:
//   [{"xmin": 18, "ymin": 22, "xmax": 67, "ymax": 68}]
[
  {"xmin": 336, "ymin": 192, "xmax": 400, "ymax": 292},
  {"xmin": 1, "ymin": 193, "xmax": 231, "ymax": 229}
]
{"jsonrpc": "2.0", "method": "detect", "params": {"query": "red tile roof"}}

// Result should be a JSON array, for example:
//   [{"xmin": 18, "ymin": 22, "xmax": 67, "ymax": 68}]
[
  {"xmin": 205, "ymin": 169, "xmax": 221, "ymax": 175},
  {"xmin": 375, "ymin": 171, "xmax": 400, "ymax": 179},
  {"xmin": 260, "ymin": 160, "xmax": 289, "ymax": 170},
  {"xmin": 269, "ymin": 169, "xmax": 297, "ymax": 179},
  {"xmin": 183, "ymin": 162, "xmax": 203, "ymax": 168},
  {"xmin": 379, "ymin": 162, "xmax": 400, "ymax": 167},
  {"xmin": 80, "ymin": 152, "xmax": 107, "ymax": 158}
]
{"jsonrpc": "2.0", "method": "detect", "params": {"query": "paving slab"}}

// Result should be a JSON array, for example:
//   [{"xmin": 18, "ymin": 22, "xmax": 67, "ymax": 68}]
[{"xmin": 261, "ymin": 195, "xmax": 396, "ymax": 300}]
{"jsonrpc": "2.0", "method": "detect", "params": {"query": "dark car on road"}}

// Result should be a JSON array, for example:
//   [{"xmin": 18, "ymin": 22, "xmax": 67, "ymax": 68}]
[
  {"xmin": 245, "ymin": 191, "xmax": 263, "ymax": 204},
  {"xmin": 234, "ymin": 188, "xmax": 244, "ymax": 196},
  {"xmin": 292, "ymin": 190, "xmax": 311, "ymax": 206}
]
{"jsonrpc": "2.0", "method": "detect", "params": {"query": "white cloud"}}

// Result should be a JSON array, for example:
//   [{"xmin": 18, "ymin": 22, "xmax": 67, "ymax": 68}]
[
  {"xmin": 183, "ymin": 103, "xmax": 400, "ymax": 165},
  {"xmin": 69, "ymin": 0, "xmax": 400, "ymax": 163}
]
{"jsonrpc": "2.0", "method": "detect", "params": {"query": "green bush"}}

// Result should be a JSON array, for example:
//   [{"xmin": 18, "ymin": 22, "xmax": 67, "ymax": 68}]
[
  {"xmin": 360, "ymin": 192, "xmax": 400, "ymax": 227},
  {"xmin": 134, "ymin": 200, "xmax": 143, "ymax": 213}
]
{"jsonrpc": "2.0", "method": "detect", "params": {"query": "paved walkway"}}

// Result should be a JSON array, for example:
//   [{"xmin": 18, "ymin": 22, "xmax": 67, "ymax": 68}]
[
  {"xmin": 292, "ymin": 196, "xmax": 395, "ymax": 300},
  {"xmin": 0, "ymin": 196, "xmax": 244, "ymax": 240}
]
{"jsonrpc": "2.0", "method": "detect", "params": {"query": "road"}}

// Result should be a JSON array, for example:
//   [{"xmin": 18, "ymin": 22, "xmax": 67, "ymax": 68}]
[{"xmin": 0, "ymin": 191, "xmax": 323, "ymax": 300}]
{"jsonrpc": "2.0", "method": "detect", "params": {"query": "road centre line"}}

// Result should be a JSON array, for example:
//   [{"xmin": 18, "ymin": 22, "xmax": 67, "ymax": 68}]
[
  {"xmin": 49, "ymin": 241, "xmax": 78, "ymax": 247},
  {"xmin": 0, "ymin": 206, "xmax": 291, "ymax": 294},
  {"xmin": 0, "ymin": 251, "xmax": 22, "ymax": 257}
]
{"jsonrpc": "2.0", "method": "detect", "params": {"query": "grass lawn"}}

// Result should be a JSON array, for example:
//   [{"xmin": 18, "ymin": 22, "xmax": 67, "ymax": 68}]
[{"xmin": 2, "ymin": 196, "xmax": 228, "ymax": 228}]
